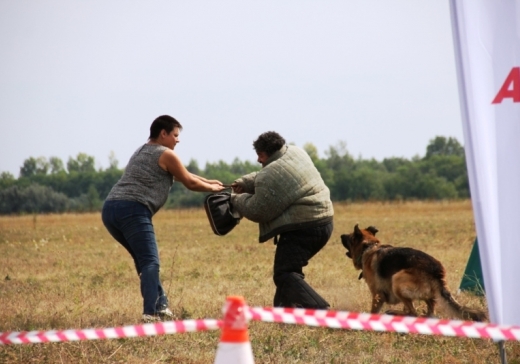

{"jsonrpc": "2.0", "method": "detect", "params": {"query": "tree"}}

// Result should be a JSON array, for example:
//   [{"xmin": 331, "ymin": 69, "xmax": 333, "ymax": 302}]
[
  {"xmin": 425, "ymin": 136, "xmax": 464, "ymax": 158},
  {"xmin": 349, "ymin": 167, "xmax": 387, "ymax": 200},
  {"xmin": 324, "ymin": 141, "xmax": 354, "ymax": 171},
  {"xmin": 303, "ymin": 142, "xmax": 319, "ymax": 163},
  {"xmin": 322, "ymin": 141, "xmax": 355, "ymax": 200},
  {"xmin": 421, "ymin": 154, "xmax": 467, "ymax": 183},
  {"xmin": 382, "ymin": 157, "xmax": 410, "ymax": 173},
  {"xmin": 19, "ymin": 157, "xmax": 49, "ymax": 177},
  {"xmin": 49, "ymin": 157, "xmax": 65, "ymax": 174},
  {"xmin": 67, "ymin": 153, "xmax": 96, "ymax": 173},
  {"xmin": 87, "ymin": 184, "xmax": 101, "ymax": 211},
  {"xmin": 97, "ymin": 168, "xmax": 124, "ymax": 199},
  {"xmin": 229, "ymin": 158, "xmax": 259, "ymax": 175},
  {"xmin": 304, "ymin": 143, "xmax": 334, "ymax": 189},
  {"xmin": 0, "ymin": 172, "xmax": 15, "ymax": 190},
  {"xmin": 0, "ymin": 184, "xmax": 69, "ymax": 214},
  {"xmin": 108, "ymin": 151, "xmax": 119, "ymax": 170},
  {"xmin": 186, "ymin": 159, "xmax": 200, "ymax": 174}
]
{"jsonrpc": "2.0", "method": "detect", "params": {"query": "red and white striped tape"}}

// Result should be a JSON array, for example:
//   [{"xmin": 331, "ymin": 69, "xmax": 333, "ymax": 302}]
[
  {"xmin": 0, "ymin": 319, "xmax": 221, "ymax": 345},
  {"xmin": 247, "ymin": 307, "xmax": 520, "ymax": 341},
  {"xmin": 2, "ymin": 306, "xmax": 520, "ymax": 345}
]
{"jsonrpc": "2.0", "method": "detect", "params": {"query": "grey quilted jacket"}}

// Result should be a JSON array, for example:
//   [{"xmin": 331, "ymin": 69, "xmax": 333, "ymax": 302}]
[{"xmin": 231, "ymin": 145, "xmax": 334, "ymax": 243}]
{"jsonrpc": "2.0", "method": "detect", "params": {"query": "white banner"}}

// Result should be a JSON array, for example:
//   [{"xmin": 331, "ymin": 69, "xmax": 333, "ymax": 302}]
[{"xmin": 450, "ymin": 0, "xmax": 520, "ymax": 325}]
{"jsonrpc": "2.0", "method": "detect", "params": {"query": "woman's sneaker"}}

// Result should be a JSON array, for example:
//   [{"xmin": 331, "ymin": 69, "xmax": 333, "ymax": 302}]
[
  {"xmin": 142, "ymin": 308, "xmax": 175, "ymax": 323},
  {"xmin": 142, "ymin": 314, "xmax": 162, "ymax": 323}
]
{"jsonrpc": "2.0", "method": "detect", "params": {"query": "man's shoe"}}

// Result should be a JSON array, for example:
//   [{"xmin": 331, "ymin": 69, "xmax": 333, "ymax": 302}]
[{"xmin": 157, "ymin": 307, "xmax": 175, "ymax": 320}]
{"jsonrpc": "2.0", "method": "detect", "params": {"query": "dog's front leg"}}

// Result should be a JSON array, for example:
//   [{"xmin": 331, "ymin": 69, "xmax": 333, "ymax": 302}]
[{"xmin": 371, "ymin": 293, "xmax": 385, "ymax": 314}]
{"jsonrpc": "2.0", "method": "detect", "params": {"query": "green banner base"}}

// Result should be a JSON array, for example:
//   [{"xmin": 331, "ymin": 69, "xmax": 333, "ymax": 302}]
[{"xmin": 459, "ymin": 238, "xmax": 485, "ymax": 296}]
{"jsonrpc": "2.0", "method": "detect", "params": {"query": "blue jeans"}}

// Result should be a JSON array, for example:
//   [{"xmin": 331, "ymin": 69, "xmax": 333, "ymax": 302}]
[{"xmin": 102, "ymin": 200, "xmax": 168, "ymax": 315}]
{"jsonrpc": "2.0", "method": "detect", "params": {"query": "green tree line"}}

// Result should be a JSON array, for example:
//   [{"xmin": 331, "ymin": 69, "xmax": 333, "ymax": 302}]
[{"xmin": 0, "ymin": 136, "xmax": 467, "ymax": 215}]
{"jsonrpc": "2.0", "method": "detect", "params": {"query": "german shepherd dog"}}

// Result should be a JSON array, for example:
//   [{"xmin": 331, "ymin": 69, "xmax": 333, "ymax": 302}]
[{"xmin": 341, "ymin": 224, "xmax": 487, "ymax": 321}]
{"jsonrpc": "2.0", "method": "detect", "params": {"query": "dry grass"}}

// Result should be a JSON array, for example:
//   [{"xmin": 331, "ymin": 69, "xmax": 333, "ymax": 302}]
[{"xmin": 0, "ymin": 200, "xmax": 518, "ymax": 363}]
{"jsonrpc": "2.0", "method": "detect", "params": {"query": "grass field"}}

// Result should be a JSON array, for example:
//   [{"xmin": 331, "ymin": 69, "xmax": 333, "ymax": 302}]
[{"xmin": 0, "ymin": 200, "xmax": 518, "ymax": 363}]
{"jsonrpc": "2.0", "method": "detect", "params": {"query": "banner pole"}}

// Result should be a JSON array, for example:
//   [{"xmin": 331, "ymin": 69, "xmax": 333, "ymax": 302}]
[{"xmin": 497, "ymin": 340, "xmax": 507, "ymax": 364}]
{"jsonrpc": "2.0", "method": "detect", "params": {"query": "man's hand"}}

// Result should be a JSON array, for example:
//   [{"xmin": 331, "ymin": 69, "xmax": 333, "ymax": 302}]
[{"xmin": 231, "ymin": 182, "xmax": 244, "ymax": 194}]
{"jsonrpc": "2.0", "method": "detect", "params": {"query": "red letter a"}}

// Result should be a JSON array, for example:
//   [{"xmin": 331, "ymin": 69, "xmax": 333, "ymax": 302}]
[{"xmin": 492, "ymin": 67, "xmax": 520, "ymax": 104}]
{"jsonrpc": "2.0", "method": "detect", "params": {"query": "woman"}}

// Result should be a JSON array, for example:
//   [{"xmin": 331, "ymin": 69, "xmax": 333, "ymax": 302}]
[{"xmin": 102, "ymin": 115, "xmax": 225, "ymax": 323}]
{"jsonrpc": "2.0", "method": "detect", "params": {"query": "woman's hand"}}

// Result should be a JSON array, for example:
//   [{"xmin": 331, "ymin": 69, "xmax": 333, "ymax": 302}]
[
  {"xmin": 210, "ymin": 183, "xmax": 226, "ymax": 192},
  {"xmin": 205, "ymin": 179, "xmax": 225, "ymax": 192}
]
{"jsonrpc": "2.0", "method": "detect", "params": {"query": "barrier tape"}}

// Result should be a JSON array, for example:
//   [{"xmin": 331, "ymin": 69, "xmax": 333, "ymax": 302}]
[
  {"xmin": 2, "ymin": 306, "xmax": 520, "ymax": 345},
  {"xmin": 0, "ymin": 319, "xmax": 221, "ymax": 345},
  {"xmin": 247, "ymin": 307, "xmax": 520, "ymax": 341}
]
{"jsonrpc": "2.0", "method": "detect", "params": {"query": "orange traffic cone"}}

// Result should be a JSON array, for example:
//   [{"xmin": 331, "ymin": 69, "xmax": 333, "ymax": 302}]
[{"xmin": 214, "ymin": 296, "xmax": 255, "ymax": 364}]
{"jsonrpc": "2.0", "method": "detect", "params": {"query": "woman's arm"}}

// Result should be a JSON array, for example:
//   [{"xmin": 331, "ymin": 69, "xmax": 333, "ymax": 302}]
[
  {"xmin": 191, "ymin": 173, "xmax": 223, "ymax": 185},
  {"xmin": 159, "ymin": 150, "xmax": 224, "ymax": 192}
]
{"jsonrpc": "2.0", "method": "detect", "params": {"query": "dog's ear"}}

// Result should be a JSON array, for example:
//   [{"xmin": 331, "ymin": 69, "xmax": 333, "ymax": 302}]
[
  {"xmin": 354, "ymin": 224, "xmax": 363, "ymax": 240},
  {"xmin": 341, "ymin": 234, "xmax": 352, "ymax": 255},
  {"xmin": 366, "ymin": 226, "xmax": 379, "ymax": 236}
]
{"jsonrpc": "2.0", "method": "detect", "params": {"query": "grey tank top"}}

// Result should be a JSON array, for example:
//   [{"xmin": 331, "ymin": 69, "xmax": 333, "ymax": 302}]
[{"xmin": 106, "ymin": 144, "xmax": 174, "ymax": 215}]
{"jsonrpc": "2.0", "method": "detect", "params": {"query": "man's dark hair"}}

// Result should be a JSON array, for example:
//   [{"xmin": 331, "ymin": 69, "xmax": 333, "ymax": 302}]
[
  {"xmin": 253, "ymin": 131, "xmax": 286, "ymax": 156},
  {"xmin": 149, "ymin": 115, "xmax": 183, "ymax": 139}
]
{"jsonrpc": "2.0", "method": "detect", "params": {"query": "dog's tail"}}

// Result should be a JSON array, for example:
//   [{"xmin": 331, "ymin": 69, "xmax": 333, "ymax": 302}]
[{"xmin": 437, "ymin": 286, "xmax": 487, "ymax": 322}]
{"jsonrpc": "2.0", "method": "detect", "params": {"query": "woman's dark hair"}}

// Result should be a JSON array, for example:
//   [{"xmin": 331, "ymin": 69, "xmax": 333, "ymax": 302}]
[
  {"xmin": 253, "ymin": 131, "xmax": 286, "ymax": 156},
  {"xmin": 149, "ymin": 115, "xmax": 183, "ymax": 139}
]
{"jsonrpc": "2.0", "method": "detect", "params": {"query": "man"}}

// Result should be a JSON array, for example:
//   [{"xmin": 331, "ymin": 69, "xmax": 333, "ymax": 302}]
[{"xmin": 231, "ymin": 131, "xmax": 333, "ymax": 309}]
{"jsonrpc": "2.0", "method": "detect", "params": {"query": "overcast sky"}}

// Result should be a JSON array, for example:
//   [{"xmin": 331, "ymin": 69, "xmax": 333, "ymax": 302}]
[{"xmin": 0, "ymin": 1, "xmax": 463, "ymax": 177}]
